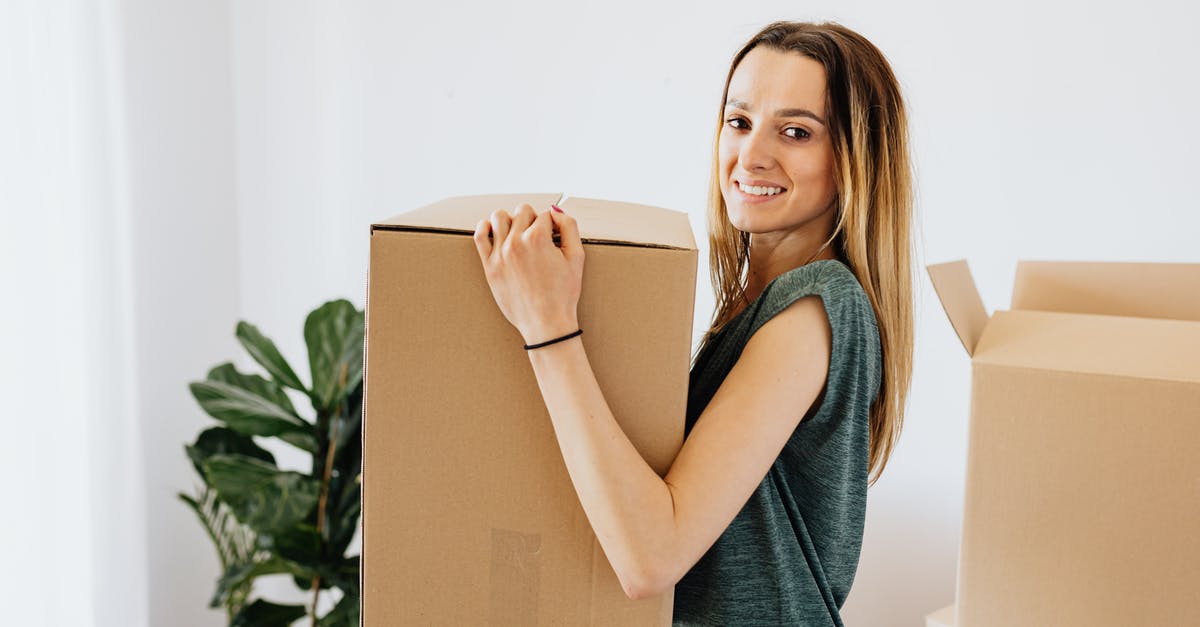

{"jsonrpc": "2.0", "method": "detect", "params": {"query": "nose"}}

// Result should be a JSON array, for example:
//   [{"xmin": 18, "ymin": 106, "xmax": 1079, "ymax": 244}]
[{"xmin": 738, "ymin": 125, "xmax": 776, "ymax": 172}]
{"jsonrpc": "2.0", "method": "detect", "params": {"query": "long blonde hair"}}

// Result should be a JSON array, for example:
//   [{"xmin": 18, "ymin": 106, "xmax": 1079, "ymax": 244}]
[{"xmin": 694, "ymin": 21, "xmax": 914, "ymax": 487}]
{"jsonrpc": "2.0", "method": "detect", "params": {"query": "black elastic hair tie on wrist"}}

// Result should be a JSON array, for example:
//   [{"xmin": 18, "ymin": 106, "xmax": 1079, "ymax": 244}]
[{"xmin": 524, "ymin": 329, "xmax": 583, "ymax": 351}]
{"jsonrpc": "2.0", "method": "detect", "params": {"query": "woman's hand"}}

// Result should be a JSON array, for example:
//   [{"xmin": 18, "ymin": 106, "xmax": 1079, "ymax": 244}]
[{"xmin": 473, "ymin": 203, "xmax": 585, "ymax": 345}]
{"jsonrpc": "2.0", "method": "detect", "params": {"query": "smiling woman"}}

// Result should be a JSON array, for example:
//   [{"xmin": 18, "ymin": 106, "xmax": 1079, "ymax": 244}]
[
  {"xmin": 473, "ymin": 19, "xmax": 914, "ymax": 627},
  {"xmin": 719, "ymin": 48, "xmax": 840, "ymax": 251}
]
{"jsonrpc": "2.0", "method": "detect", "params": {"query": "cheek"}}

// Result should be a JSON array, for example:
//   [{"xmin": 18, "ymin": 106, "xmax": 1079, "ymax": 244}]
[
  {"xmin": 791, "ymin": 148, "xmax": 837, "ymax": 195},
  {"xmin": 717, "ymin": 137, "xmax": 737, "ymax": 172}
]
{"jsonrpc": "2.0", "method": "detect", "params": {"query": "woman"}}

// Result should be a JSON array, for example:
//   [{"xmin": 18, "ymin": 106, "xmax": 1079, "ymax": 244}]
[{"xmin": 472, "ymin": 20, "xmax": 913, "ymax": 626}]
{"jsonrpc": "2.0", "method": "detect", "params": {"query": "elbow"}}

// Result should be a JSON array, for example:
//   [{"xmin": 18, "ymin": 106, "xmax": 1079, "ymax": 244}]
[{"xmin": 620, "ymin": 560, "xmax": 673, "ymax": 602}]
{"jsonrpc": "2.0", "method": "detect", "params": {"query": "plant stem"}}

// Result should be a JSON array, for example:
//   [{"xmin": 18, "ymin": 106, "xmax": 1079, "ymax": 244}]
[{"xmin": 310, "ymin": 363, "xmax": 349, "ymax": 626}]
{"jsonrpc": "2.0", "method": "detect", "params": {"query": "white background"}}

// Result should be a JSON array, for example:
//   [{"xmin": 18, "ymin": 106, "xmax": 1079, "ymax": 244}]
[{"xmin": 3, "ymin": 0, "xmax": 1197, "ymax": 625}]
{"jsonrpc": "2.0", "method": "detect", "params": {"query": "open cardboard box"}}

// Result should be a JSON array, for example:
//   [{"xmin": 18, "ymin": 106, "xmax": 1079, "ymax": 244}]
[
  {"xmin": 927, "ymin": 259, "xmax": 1200, "ymax": 626},
  {"xmin": 362, "ymin": 193, "xmax": 698, "ymax": 625}
]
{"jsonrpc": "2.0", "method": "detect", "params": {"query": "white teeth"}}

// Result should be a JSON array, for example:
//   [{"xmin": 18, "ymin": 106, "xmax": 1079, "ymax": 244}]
[{"xmin": 738, "ymin": 181, "xmax": 784, "ymax": 196}]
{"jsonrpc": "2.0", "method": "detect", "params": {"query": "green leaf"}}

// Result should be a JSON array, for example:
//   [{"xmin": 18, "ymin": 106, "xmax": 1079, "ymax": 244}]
[
  {"xmin": 203, "ymin": 454, "xmax": 321, "ymax": 535},
  {"xmin": 236, "ymin": 321, "xmax": 307, "ymax": 393},
  {"xmin": 333, "ymin": 382, "xmax": 363, "ymax": 454},
  {"xmin": 304, "ymin": 300, "xmax": 364, "ymax": 413},
  {"xmin": 180, "ymin": 492, "xmax": 227, "ymax": 566},
  {"xmin": 208, "ymin": 361, "xmax": 298, "ymax": 415},
  {"xmin": 317, "ymin": 586, "xmax": 359, "ymax": 627},
  {"xmin": 327, "ymin": 495, "xmax": 360, "ymax": 559},
  {"xmin": 257, "ymin": 524, "xmax": 322, "ymax": 568},
  {"xmin": 179, "ymin": 488, "xmax": 258, "ymax": 570},
  {"xmin": 230, "ymin": 599, "xmax": 308, "ymax": 627},
  {"xmin": 325, "ymin": 555, "xmax": 360, "ymax": 592},
  {"xmin": 211, "ymin": 557, "xmax": 315, "ymax": 609},
  {"xmin": 293, "ymin": 574, "xmax": 314, "ymax": 592},
  {"xmin": 185, "ymin": 426, "xmax": 275, "ymax": 480},
  {"xmin": 189, "ymin": 380, "xmax": 316, "ymax": 453}
]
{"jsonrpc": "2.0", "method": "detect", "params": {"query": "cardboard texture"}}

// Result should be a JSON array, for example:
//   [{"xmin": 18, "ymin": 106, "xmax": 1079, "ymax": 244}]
[
  {"xmin": 927, "ymin": 259, "xmax": 1200, "ymax": 627},
  {"xmin": 363, "ymin": 193, "xmax": 697, "ymax": 625}
]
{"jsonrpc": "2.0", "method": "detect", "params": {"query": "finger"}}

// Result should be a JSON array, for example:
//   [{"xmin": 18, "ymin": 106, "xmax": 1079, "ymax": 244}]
[
  {"xmin": 548, "ymin": 209, "xmax": 583, "ymax": 262},
  {"xmin": 526, "ymin": 210, "xmax": 553, "ymax": 245},
  {"xmin": 510, "ymin": 203, "xmax": 537, "ymax": 239},
  {"xmin": 473, "ymin": 218, "xmax": 493, "ymax": 263},
  {"xmin": 489, "ymin": 209, "xmax": 511, "ymax": 257}
]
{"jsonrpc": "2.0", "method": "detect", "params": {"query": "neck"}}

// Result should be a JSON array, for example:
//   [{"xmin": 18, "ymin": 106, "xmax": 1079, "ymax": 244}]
[{"xmin": 742, "ymin": 224, "xmax": 839, "ymax": 306}]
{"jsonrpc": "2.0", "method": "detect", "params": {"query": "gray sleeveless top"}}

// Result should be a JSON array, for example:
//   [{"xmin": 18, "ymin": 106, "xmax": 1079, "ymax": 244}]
[{"xmin": 673, "ymin": 259, "xmax": 883, "ymax": 626}]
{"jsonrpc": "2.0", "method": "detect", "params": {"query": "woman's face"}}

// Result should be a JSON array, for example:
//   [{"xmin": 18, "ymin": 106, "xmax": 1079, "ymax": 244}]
[{"xmin": 719, "ymin": 47, "xmax": 838, "ymax": 238}]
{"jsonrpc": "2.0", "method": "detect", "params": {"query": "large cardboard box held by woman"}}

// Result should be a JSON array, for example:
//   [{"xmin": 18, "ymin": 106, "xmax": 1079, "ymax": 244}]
[
  {"xmin": 362, "ymin": 193, "xmax": 698, "ymax": 625},
  {"xmin": 927, "ymin": 259, "xmax": 1200, "ymax": 627}
]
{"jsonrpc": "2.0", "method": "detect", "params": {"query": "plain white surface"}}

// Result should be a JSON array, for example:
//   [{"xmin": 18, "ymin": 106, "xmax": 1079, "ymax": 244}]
[
  {"xmin": 1, "ymin": 0, "xmax": 151, "ymax": 624},
  {"xmin": 5, "ymin": 1, "xmax": 1198, "ymax": 625}
]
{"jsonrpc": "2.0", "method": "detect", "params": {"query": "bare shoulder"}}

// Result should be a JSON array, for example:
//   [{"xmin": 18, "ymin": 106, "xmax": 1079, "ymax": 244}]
[
  {"xmin": 659, "ymin": 293, "xmax": 831, "ymax": 591},
  {"xmin": 740, "ymin": 294, "xmax": 831, "ymax": 375}
]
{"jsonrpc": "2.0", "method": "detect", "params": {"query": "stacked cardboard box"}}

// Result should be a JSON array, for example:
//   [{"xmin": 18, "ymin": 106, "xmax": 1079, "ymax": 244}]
[
  {"xmin": 927, "ymin": 260, "xmax": 1200, "ymax": 626},
  {"xmin": 363, "ymin": 193, "xmax": 698, "ymax": 625}
]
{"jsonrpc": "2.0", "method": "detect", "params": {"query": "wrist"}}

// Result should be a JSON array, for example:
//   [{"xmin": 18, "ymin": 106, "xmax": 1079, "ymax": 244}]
[
  {"xmin": 522, "ymin": 320, "xmax": 580, "ymax": 347},
  {"xmin": 524, "ymin": 329, "xmax": 582, "ymax": 353}
]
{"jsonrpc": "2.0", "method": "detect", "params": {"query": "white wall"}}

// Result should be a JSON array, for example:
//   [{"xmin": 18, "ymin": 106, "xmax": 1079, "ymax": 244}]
[
  {"xmin": 41, "ymin": 0, "xmax": 1195, "ymax": 625},
  {"xmin": 115, "ymin": 0, "xmax": 242, "ymax": 624},
  {"xmin": 2, "ymin": 0, "xmax": 150, "ymax": 624}
]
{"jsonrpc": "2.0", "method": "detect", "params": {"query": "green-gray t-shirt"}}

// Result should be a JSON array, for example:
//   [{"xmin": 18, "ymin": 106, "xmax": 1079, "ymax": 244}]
[{"xmin": 673, "ymin": 258, "xmax": 883, "ymax": 626}]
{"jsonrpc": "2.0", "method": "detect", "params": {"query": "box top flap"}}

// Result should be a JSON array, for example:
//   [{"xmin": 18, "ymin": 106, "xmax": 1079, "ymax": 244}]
[
  {"xmin": 973, "ymin": 309, "xmax": 1200, "ymax": 384},
  {"xmin": 557, "ymin": 195, "xmax": 696, "ymax": 250},
  {"xmin": 1012, "ymin": 260, "xmax": 1200, "ymax": 321},
  {"xmin": 926, "ymin": 259, "xmax": 989, "ymax": 356},
  {"xmin": 372, "ymin": 193, "xmax": 697, "ymax": 251}
]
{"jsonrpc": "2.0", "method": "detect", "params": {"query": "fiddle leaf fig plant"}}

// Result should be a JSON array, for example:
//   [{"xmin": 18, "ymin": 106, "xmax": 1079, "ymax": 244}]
[{"xmin": 180, "ymin": 299, "xmax": 364, "ymax": 626}]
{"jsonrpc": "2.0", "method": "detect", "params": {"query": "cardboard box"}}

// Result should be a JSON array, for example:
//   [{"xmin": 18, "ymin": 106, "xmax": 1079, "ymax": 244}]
[
  {"xmin": 926, "ymin": 604, "xmax": 955, "ymax": 627},
  {"xmin": 363, "ymin": 193, "xmax": 697, "ymax": 625},
  {"xmin": 927, "ymin": 260, "xmax": 1200, "ymax": 627}
]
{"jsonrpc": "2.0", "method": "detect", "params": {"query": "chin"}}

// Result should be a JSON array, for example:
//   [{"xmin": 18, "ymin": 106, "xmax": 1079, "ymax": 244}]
[{"xmin": 724, "ymin": 201, "xmax": 768, "ymax": 234}]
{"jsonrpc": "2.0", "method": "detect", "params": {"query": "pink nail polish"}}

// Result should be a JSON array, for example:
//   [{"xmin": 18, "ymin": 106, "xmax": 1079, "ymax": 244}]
[{"xmin": 551, "ymin": 204, "xmax": 564, "ymax": 213}]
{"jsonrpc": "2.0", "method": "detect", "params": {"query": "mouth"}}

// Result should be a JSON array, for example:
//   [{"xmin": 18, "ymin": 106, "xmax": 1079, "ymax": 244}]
[{"xmin": 734, "ymin": 179, "xmax": 787, "ymax": 201}]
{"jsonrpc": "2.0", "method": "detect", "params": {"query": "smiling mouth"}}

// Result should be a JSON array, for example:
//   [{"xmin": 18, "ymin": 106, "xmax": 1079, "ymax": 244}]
[{"xmin": 736, "ymin": 180, "xmax": 787, "ymax": 197}]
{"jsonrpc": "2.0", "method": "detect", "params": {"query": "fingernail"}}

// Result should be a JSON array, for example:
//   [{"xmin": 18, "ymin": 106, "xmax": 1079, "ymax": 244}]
[{"xmin": 551, "ymin": 204, "xmax": 564, "ymax": 213}]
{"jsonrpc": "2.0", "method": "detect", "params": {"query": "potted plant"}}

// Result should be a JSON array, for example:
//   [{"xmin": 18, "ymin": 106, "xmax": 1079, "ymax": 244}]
[{"xmin": 180, "ymin": 299, "xmax": 364, "ymax": 626}]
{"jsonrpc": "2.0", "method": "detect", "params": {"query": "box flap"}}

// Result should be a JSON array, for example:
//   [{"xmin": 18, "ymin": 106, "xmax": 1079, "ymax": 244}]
[
  {"xmin": 373, "ymin": 193, "xmax": 696, "ymax": 251},
  {"xmin": 926, "ymin": 259, "xmax": 989, "ymax": 356},
  {"xmin": 1012, "ymin": 260, "xmax": 1200, "ymax": 321},
  {"xmin": 373, "ymin": 192, "xmax": 562, "ymax": 233},
  {"xmin": 556, "ymin": 195, "xmax": 696, "ymax": 250},
  {"xmin": 973, "ymin": 309, "xmax": 1200, "ymax": 384}
]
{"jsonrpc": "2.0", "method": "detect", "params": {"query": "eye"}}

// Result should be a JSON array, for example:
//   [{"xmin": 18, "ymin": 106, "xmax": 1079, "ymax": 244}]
[
  {"xmin": 785, "ymin": 127, "xmax": 811, "ymax": 140},
  {"xmin": 725, "ymin": 116, "xmax": 811, "ymax": 141}
]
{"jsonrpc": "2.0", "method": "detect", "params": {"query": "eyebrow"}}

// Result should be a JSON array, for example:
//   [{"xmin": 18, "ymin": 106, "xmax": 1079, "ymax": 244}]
[{"xmin": 725, "ymin": 99, "xmax": 826, "ymax": 125}]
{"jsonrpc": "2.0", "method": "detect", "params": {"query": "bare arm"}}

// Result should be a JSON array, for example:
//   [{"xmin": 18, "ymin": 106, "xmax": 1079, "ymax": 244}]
[
  {"xmin": 471, "ymin": 205, "xmax": 832, "ymax": 599},
  {"xmin": 526, "ymin": 294, "xmax": 831, "ymax": 599}
]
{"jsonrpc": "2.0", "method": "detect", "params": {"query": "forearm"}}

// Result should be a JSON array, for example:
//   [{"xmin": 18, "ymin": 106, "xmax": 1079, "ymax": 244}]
[{"xmin": 526, "ymin": 334, "xmax": 677, "ymax": 598}]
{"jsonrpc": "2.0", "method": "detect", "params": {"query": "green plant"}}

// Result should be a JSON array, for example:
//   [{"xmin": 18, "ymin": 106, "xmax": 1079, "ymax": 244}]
[{"xmin": 180, "ymin": 299, "xmax": 364, "ymax": 626}]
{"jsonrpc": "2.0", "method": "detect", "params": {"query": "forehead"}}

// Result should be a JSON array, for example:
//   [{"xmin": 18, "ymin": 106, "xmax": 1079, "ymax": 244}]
[{"xmin": 727, "ymin": 47, "xmax": 827, "ymax": 117}]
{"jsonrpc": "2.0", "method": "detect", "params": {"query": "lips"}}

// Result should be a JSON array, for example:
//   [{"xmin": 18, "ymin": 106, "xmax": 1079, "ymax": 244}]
[
  {"xmin": 733, "ymin": 179, "xmax": 787, "ymax": 203},
  {"xmin": 733, "ymin": 183, "xmax": 785, "ymax": 204},
  {"xmin": 737, "ymin": 178, "xmax": 787, "ymax": 189}
]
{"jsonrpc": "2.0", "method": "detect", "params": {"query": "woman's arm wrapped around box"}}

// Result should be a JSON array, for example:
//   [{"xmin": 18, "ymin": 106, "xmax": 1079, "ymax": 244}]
[{"xmin": 472, "ymin": 203, "xmax": 830, "ymax": 600}]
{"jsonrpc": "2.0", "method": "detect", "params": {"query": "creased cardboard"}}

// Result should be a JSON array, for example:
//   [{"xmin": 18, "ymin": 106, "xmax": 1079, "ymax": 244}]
[
  {"xmin": 927, "ymin": 259, "xmax": 1200, "ymax": 627},
  {"xmin": 363, "ymin": 193, "xmax": 697, "ymax": 625}
]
